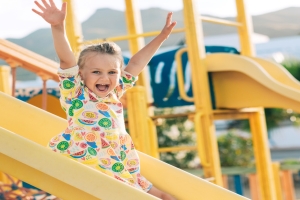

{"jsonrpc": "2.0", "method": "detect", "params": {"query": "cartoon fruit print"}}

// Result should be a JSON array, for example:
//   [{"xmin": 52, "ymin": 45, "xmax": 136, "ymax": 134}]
[
  {"xmin": 122, "ymin": 76, "xmax": 131, "ymax": 84},
  {"xmin": 110, "ymin": 141, "xmax": 118, "ymax": 149},
  {"xmin": 78, "ymin": 119, "xmax": 97, "ymax": 125},
  {"xmin": 96, "ymin": 103, "xmax": 109, "ymax": 111},
  {"xmin": 100, "ymin": 158, "xmax": 111, "ymax": 166},
  {"xmin": 101, "ymin": 138, "xmax": 110, "ymax": 148},
  {"xmin": 88, "ymin": 147, "xmax": 97, "ymax": 156},
  {"xmin": 120, "ymin": 151, "xmax": 126, "ymax": 161},
  {"xmin": 98, "ymin": 118, "xmax": 112, "ymax": 128},
  {"xmin": 112, "ymin": 162, "xmax": 124, "ymax": 172},
  {"xmin": 49, "ymin": 142, "xmax": 56, "ymax": 147},
  {"xmin": 68, "ymin": 106, "xmax": 74, "ymax": 116},
  {"xmin": 107, "ymin": 148, "xmax": 116, "ymax": 156},
  {"xmin": 57, "ymin": 141, "xmax": 69, "ymax": 151},
  {"xmin": 117, "ymin": 103, "xmax": 122, "ymax": 107},
  {"xmin": 51, "ymin": 136, "xmax": 60, "ymax": 142},
  {"xmin": 84, "ymin": 132, "xmax": 97, "ymax": 142},
  {"xmin": 63, "ymin": 80, "xmax": 75, "ymax": 89},
  {"xmin": 70, "ymin": 149, "xmax": 87, "ymax": 158},
  {"xmin": 72, "ymin": 99, "xmax": 83, "ymax": 109},
  {"xmin": 89, "ymin": 93, "xmax": 98, "ymax": 102},
  {"xmin": 82, "ymin": 111, "xmax": 98, "ymax": 120},
  {"xmin": 127, "ymin": 159, "xmax": 139, "ymax": 167}
]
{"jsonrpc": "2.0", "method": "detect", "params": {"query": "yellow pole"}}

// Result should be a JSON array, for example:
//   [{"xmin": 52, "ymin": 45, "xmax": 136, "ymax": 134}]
[
  {"xmin": 126, "ymin": 86, "xmax": 151, "ymax": 154},
  {"xmin": 62, "ymin": 0, "xmax": 83, "ymax": 57},
  {"xmin": 182, "ymin": 0, "xmax": 222, "ymax": 186},
  {"xmin": 236, "ymin": 1, "xmax": 276, "ymax": 198},
  {"xmin": 249, "ymin": 111, "xmax": 276, "ymax": 200},
  {"xmin": 235, "ymin": 0, "xmax": 255, "ymax": 56},
  {"xmin": 272, "ymin": 162, "xmax": 283, "ymax": 200},
  {"xmin": 0, "ymin": 65, "xmax": 11, "ymax": 184},
  {"xmin": 124, "ymin": 0, "xmax": 147, "ymax": 87},
  {"xmin": 0, "ymin": 66, "xmax": 11, "ymax": 94}
]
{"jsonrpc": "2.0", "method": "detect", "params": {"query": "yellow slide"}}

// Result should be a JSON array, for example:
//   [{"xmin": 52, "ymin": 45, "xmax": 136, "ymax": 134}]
[
  {"xmin": 0, "ymin": 92, "xmax": 247, "ymax": 200},
  {"xmin": 206, "ymin": 53, "xmax": 300, "ymax": 113}
]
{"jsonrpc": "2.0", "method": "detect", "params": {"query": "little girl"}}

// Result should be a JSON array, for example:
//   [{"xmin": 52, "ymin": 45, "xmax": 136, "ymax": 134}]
[{"xmin": 32, "ymin": 0, "xmax": 176, "ymax": 199}]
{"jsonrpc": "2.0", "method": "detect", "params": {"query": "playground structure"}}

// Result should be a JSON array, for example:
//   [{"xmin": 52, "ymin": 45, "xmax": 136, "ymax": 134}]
[{"xmin": 0, "ymin": 0, "xmax": 299, "ymax": 199}]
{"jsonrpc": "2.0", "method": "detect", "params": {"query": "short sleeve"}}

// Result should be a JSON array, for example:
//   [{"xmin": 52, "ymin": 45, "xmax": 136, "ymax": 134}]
[
  {"xmin": 114, "ymin": 71, "xmax": 138, "ymax": 98},
  {"xmin": 58, "ymin": 65, "xmax": 82, "ymax": 100}
]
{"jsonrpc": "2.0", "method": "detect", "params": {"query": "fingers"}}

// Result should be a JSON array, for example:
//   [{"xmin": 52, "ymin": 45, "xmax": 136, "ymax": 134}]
[
  {"xmin": 41, "ymin": 0, "xmax": 51, "ymax": 8},
  {"xmin": 34, "ymin": 1, "xmax": 46, "ymax": 12},
  {"xmin": 165, "ymin": 12, "xmax": 176, "ymax": 30},
  {"xmin": 32, "ymin": 8, "xmax": 43, "ymax": 16},
  {"xmin": 49, "ymin": 0, "xmax": 56, "ymax": 7},
  {"xmin": 165, "ymin": 12, "xmax": 173, "ymax": 26},
  {"xmin": 61, "ymin": 2, "xmax": 67, "ymax": 13}
]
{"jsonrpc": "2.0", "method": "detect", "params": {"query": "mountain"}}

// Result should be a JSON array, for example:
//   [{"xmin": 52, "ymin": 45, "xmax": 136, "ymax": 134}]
[{"xmin": 3, "ymin": 7, "xmax": 300, "ymax": 80}]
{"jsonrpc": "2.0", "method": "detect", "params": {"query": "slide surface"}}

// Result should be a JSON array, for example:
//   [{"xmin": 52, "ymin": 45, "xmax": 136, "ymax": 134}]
[
  {"xmin": 206, "ymin": 53, "xmax": 300, "ymax": 113},
  {"xmin": 0, "ymin": 92, "xmax": 247, "ymax": 200}
]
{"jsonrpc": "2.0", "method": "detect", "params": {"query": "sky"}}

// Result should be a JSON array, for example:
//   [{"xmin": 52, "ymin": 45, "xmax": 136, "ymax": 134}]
[{"xmin": 1, "ymin": 0, "xmax": 300, "ymax": 39}]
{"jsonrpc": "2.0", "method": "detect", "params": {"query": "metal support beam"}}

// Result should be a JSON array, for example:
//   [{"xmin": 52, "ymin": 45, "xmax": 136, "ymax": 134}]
[
  {"xmin": 182, "ymin": 0, "xmax": 222, "ymax": 186},
  {"xmin": 249, "ymin": 110, "xmax": 276, "ymax": 200},
  {"xmin": 235, "ymin": 0, "xmax": 255, "ymax": 56},
  {"xmin": 62, "ymin": 0, "xmax": 83, "ymax": 58},
  {"xmin": 124, "ymin": 0, "xmax": 147, "ymax": 87}
]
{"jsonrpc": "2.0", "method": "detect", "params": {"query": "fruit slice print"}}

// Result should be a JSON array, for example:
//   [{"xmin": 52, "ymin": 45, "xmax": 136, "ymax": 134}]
[
  {"xmin": 98, "ymin": 118, "xmax": 112, "ymax": 128},
  {"xmin": 88, "ymin": 147, "xmax": 97, "ymax": 156},
  {"xmin": 70, "ymin": 149, "xmax": 87, "ymax": 158},
  {"xmin": 68, "ymin": 106, "xmax": 74, "ymax": 116},
  {"xmin": 72, "ymin": 99, "xmax": 83, "ymax": 109},
  {"xmin": 120, "ymin": 151, "xmax": 126, "ymax": 161},
  {"xmin": 122, "ymin": 76, "xmax": 132, "ymax": 83},
  {"xmin": 85, "ymin": 132, "xmax": 97, "ymax": 142},
  {"xmin": 89, "ymin": 93, "xmax": 98, "ymax": 102},
  {"xmin": 112, "ymin": 162, "xmax": 124, "ymax": 172},
  {"xmin": 63, "ymin": 80, "xmax": 75, "ymax": 89},
  {"xmin": 57, "ymin": 141, "xmax": 69, "ymax": 151},
  {"xmin": 101, "ymin": 138, "xmax": 110, "ymax": 148},
  {"xmin": 100, "ymin": 158, "xmax": 111, "ymax": 166},
  {"xmin": 96, "ymin": 103, "xmax": 109, "ymax": 111}
]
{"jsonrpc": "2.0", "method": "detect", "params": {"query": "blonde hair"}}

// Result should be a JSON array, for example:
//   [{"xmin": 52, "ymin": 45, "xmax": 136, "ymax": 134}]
[{"xmin": 77, "ymin": 42, "xmax": 124, "ymax": 69}]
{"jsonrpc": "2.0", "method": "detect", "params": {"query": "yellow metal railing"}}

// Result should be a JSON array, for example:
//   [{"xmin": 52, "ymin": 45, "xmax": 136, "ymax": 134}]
[
  {"xmin": 82, "ymin": 28, "xmax": 185, "ymax": 45},
  {"xmin": 200, "ymin": 16, "xmax": 242, "ymax": 27},
  {"xmin": 175, "ymin": 47, "xmax": 194, "ymax": 102}
]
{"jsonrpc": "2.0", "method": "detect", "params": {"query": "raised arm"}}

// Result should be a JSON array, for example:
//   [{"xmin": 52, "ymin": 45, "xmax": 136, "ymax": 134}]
[
  {"xmin": 32, "ymin": 0, "xmax": 76, "ymax": 69},
  {"xmin": 125, "ymin": 12, "xmax": 176, "ymax": 76}
]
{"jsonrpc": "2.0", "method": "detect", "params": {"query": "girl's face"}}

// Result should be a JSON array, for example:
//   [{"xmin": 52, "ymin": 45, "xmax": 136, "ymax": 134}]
[{"xmin": 79, "ymin": 53, "xmax": 121, "ymax": 98}]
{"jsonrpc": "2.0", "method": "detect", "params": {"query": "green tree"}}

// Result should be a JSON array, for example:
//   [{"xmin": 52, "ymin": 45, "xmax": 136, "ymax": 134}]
[{"xmin": 217, "ymin": 131, "xmax": 253, "ymax": 167}]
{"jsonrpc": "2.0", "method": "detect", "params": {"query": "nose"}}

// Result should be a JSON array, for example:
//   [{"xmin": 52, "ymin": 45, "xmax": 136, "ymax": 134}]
[{"xmin": 98, "ymin": 73, "xmax": 108, "ymax": 80}]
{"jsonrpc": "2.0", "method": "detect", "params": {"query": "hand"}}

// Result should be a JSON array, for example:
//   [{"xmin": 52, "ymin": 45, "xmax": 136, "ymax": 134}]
[
  {"xmin": 32, "ymin": 0, "xmax": 67, "ymax": 26},
  {"xmin": 160, "ymin": 12, "xmax": 177, "ymax": 39}
]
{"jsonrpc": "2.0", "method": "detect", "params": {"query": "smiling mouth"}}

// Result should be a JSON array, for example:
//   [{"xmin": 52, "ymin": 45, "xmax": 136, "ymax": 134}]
[{"xmin": 96, "ymin": 84, "xmax": 109, "ymax": 92}]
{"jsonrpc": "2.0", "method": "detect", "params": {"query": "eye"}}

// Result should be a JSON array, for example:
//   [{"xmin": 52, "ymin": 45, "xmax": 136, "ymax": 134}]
[
  {"xmin": 109, "ymin": 71, "xmax": 117, "ymax": 74},
  {"xmin": 92, "ymin": 71, "xmax": 100, "ymax": 74}
]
